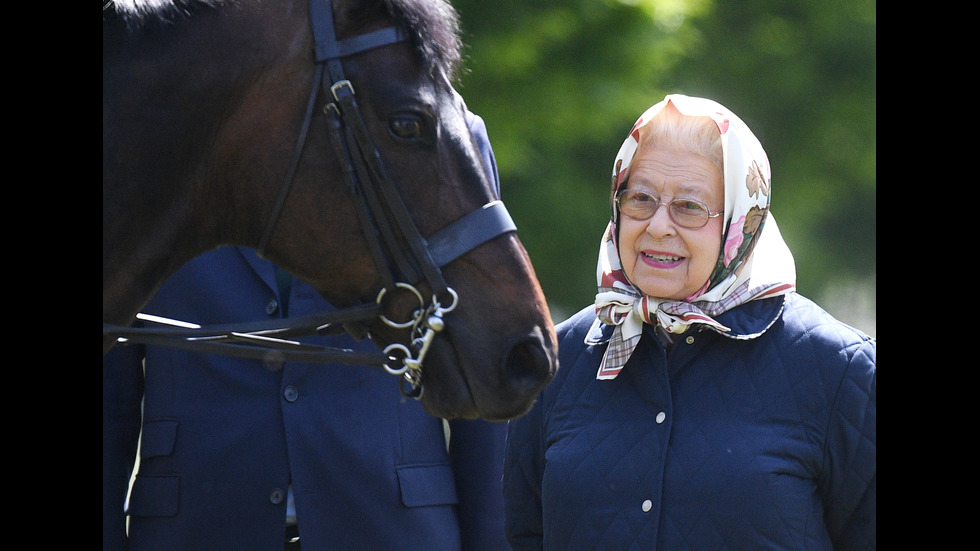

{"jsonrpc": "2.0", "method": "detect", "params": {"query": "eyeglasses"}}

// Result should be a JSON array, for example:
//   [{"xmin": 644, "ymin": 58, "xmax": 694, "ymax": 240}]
[{"xmin": 615, "ymin": 189, "xmax": 722, "ymax": 229}]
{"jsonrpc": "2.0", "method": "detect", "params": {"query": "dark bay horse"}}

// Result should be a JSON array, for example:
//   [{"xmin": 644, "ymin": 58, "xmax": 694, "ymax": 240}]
[{"xmin": 103, "ymin": 0, "xmax": 558, "ymax": 420}]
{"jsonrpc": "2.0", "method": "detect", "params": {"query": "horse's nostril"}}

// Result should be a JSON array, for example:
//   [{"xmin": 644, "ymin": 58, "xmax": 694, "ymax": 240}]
[{"xmin": 503, "ymin": 338, "xmax": 554, "ymax": 387}]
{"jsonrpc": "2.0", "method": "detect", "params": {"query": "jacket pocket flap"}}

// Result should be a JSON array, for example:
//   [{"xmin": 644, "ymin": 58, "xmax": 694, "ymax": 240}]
[
  {"xmin": 140, "ymin": 420, "xmax": 179, "ymax": 459},
  {"xmin": 126, "ymin": 475, "xmax": 179, "ymax": 517},
  {"xmin": 396, "ymin": 463, "xmax": 458, "ymax": 507}
]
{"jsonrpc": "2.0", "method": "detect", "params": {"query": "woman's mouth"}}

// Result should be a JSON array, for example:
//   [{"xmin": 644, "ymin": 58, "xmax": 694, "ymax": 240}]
[{"xmin": 641, "ymin": 251, "xmax": 684, "ymax": 267}]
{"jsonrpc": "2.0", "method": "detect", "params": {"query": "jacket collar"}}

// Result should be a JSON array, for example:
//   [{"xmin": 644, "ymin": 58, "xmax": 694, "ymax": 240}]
[{"xmin": 236, "ymin": 247, "xmax": 280, "ymax": 294}]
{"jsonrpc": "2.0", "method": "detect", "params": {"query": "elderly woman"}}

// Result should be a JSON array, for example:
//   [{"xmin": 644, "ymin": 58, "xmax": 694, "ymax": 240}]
[{"xmin": 503, "ymin": 95, "xmax": 875, "ymax": 550}]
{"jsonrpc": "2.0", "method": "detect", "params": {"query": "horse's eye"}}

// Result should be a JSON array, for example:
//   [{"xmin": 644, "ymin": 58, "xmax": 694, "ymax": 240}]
[{"xmin": 389, "ymin": 115, "xmax": 423, "ymax": 139}]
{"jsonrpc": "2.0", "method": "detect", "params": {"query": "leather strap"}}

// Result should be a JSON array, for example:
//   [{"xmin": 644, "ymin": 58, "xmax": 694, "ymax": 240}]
[{"xmin": 426, "ymin": 201, "xmax": 516, "ymax": 267}]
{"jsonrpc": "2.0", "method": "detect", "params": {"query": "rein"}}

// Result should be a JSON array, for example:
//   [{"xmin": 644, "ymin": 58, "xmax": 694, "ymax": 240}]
[{"xmin": 103, "ymin": 0, "xmax": 518, "ymax": 398}]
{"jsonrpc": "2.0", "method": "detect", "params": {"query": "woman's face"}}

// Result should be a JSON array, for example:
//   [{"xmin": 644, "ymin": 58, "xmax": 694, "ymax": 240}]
[{"xmin": 617, "ymin": 145, "xmax": 724, "ymax": 300}]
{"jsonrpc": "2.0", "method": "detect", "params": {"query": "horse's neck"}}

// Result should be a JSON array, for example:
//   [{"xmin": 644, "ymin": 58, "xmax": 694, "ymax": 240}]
[{"xmin": 102, "ymin": 197, "xmax": 212, "ymax": 327}]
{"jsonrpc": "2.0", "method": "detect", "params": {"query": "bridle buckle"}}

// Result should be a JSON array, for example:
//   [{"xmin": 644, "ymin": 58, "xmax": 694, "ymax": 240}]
[{"xmin": 330, "ymin": 79, "xmax": 354, "ymax": 101}]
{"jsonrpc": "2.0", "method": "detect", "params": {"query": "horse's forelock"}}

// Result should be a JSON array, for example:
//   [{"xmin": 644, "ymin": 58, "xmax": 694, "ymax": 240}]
[{"xmin": 383, "ymin": 0, "xmax": 463, "ymax": 82}]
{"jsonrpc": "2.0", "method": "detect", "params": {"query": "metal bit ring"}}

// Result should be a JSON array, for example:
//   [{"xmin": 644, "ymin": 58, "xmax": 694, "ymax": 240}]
[{"xmin": 376, "ymin": 283, "xmax": 424, "ymax": 329}]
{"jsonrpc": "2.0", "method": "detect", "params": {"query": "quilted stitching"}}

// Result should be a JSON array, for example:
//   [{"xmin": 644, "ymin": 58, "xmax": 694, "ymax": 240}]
[{"xmin": 505, "ymin": 293, "xmax": 876, "ymax": 550}]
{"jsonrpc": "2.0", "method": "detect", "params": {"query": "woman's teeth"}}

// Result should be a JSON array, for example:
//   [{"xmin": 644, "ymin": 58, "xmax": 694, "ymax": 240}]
[{"xmin": 644, "ymin": 252, "xmax": 681, "ymax": 262}]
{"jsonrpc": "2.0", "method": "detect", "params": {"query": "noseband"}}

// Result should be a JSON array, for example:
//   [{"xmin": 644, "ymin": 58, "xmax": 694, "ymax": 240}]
[{"xmin": 103, "ymin": 0, "xmax": 518, "ymax": 399}]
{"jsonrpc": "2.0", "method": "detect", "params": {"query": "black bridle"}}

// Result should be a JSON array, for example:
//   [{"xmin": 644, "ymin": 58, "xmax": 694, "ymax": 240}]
[{"xmin": 103, "ymin": 0, "xmax": 518, "ymax": 398}]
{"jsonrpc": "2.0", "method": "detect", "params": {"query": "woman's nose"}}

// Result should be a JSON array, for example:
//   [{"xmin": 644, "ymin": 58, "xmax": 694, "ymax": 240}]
[{"xmin": 644, "ymin": 204, "xmax": 676, "ymax": 236}]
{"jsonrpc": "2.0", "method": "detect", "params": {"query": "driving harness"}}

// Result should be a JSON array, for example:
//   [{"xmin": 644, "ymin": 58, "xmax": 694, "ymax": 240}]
[{"xmin": 102, "ymin": 0, "xmax": 518, "ymax": 398}]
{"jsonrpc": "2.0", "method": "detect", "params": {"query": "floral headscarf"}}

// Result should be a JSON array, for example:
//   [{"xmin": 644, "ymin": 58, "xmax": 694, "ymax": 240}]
[{"xmin": 594, "ymin": 94, "xmax": 797, "ymax": 380}]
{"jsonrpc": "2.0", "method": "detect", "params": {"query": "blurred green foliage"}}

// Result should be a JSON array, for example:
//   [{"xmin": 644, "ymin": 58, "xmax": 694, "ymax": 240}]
[{"xmin": 451, "ymin": 0, "xmax": 875, "ymax": 333}]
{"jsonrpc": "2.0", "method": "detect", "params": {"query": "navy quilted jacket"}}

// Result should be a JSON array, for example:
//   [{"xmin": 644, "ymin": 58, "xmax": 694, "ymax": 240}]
[{"xmin": 504, "ymin": 292, "xmax": 876, "ymax": 550}]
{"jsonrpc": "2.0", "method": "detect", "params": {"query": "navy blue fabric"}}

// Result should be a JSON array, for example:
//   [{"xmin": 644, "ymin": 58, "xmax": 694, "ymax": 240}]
[
  {"xmin": 103, "ymin": 247, "xmax": 508, "ymax": 551},
  {"xmin": 504, "ymin": 293, "xmax": 875, "ymax": 550}
]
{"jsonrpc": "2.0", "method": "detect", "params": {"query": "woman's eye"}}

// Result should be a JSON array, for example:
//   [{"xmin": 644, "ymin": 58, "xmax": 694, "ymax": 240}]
[
  {"xmin": 390, "ymin": 116, "xmax": 423, "ymax": 139},
  {"xmin": 675, "ymin": 200, "xmax": 707, "ymax": 214},
  {"xmin": 630, "ymin": 193, "xmax": 656, "ymax": 206}
]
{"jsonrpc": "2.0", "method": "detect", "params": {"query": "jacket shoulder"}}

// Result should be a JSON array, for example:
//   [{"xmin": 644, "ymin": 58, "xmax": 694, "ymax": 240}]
[
  {"xmin": 538, "ymin": 306, "xmax": 604, "ymax": 403},
  {"xmin": 777, "ymin": 293, "xmax": 875, "ymax": 362},
  {"xmin": 555, "ymin": 306, "xmax": 598, "ymax": 343}
]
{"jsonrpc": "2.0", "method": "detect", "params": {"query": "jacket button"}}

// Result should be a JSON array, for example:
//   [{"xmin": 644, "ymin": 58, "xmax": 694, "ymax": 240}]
[
  {"xmin": 265, "ymin": 299, "xmax": 280, "ymax": 316},
  {"xmin": 656, "ymin": 412, "xmax": 666, "ymax": 424},
  {"xmin": 642, "ymin": 499, "xmax": 653, "ymax": 512},
  {"xmin": 685, "ymin": 335, "xmax": 695, "ymax": 345},
  {"xmin": 283, "ymin": 385, "xmax": 299, "ymax": 402},
  {"xmin": 269, "ymin": 488, "xmax": 285, "ymax": 504}
]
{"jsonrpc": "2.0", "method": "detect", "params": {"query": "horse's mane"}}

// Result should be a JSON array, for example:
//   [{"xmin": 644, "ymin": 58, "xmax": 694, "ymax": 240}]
[
  {"xmin": 104, "ymin": 0, "xmax": 463, "ymax": 81},
  {"xmin": 104, "ymin": 0, "xmax": 226, "ymax": 24}
]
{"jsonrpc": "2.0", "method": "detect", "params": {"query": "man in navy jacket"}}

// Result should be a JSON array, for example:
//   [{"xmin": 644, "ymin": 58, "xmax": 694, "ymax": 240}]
[{"xmin": 103, "ymin": 114, "xmax": 509, "ymax": 551}]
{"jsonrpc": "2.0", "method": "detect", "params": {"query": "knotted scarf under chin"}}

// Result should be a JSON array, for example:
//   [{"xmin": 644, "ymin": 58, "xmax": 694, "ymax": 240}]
[{"xmin": 594, "ymin": 290, "xmax": 731, "ymax": 380}]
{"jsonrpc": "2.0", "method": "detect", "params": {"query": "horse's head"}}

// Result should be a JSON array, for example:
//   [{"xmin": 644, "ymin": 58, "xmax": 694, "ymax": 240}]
[
  {"xmin": 103, "ymin": 0, "xmax": 558, "ymax": 420},
  {"xmin": 260, "ymin": 0, "xmax": 557, "ymax": 420}
]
